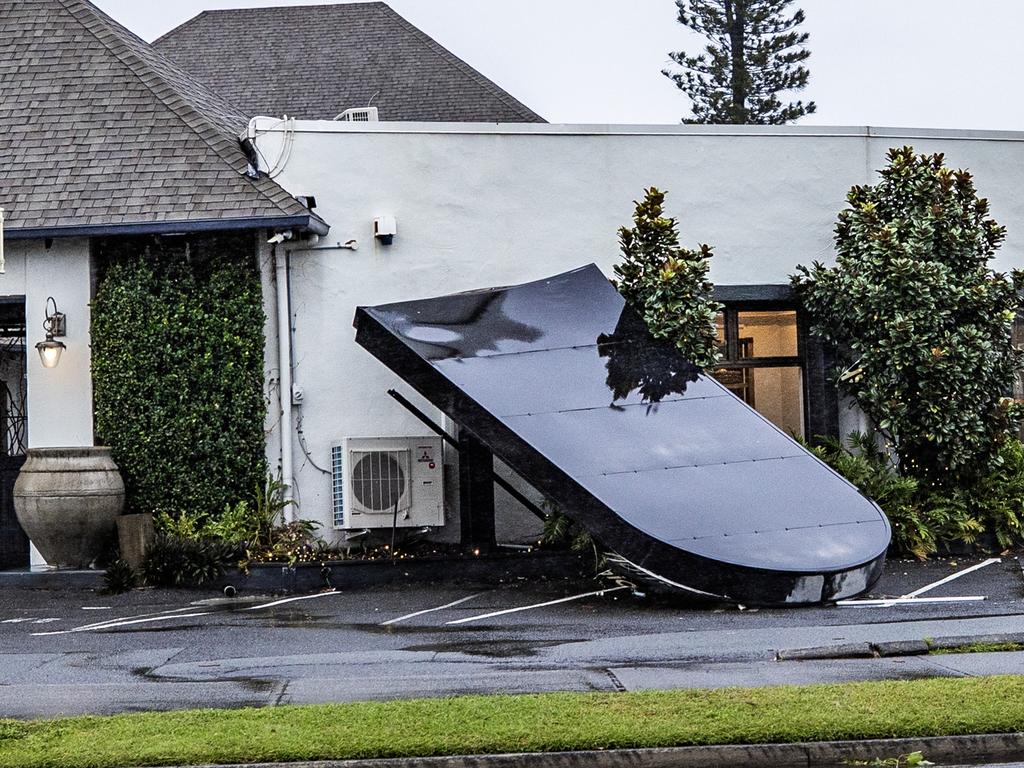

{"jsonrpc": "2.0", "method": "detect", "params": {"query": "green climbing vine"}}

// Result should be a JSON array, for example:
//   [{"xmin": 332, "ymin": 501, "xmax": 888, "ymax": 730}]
[{"xmin": 91, "ymin": 234, "xmax": 267, "ymax": 519}]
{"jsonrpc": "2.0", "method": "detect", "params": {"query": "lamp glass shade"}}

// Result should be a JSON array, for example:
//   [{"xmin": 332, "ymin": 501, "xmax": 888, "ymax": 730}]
[{"xmin": 36, "ymin": 338, "xmax": 65, "ymax": 369}]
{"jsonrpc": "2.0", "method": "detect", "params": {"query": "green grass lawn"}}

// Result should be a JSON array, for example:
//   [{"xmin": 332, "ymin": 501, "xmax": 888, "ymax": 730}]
[
  {"xmin": 930, "ymin": 641, "xmax": 1024, "ymax": 655},
  {"xmin": 3, "ymin": 676, "xmax": 1024, "ymax": 768}
]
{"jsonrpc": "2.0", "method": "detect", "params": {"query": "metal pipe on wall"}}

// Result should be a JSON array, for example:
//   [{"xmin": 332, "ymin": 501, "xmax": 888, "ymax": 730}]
[{"xmin": 271, "ymin": 239, "xmax": 295, "ymax": 521}]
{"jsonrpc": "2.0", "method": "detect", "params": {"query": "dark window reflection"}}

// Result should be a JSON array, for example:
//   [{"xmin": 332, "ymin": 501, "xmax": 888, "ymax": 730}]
[{"xmin": 380, "ymin": 292, "xmax": 543, "ymax": 359}]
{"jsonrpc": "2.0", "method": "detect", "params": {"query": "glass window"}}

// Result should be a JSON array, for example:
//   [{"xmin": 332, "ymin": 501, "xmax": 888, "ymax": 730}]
[
  {"xmin": 737, "ymin": 311, "xmax": 798, "ymax": 357},
  {"xmin": 712, "ymin": 308, "xmax": 805, "ymax": 437},
  {"xmin": 743, "ymin": 366, "xmax": 805, "ymax": 436}
]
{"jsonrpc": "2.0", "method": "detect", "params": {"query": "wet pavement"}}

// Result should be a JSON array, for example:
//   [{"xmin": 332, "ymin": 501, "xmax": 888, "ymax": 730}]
[{"xmin": 0, "ymin": 554, "xmax": 1022, "ymax": 718}]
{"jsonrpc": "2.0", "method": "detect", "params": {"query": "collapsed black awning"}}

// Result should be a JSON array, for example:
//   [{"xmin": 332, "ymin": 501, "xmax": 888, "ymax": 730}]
[{"xmin": 354, "ymin": 264, "xmax": 890, "ymax": 605}]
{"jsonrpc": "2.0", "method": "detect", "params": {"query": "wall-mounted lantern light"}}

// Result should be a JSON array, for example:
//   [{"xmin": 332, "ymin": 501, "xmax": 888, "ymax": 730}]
[{"xmin": 36, "ymin": 296, "xmax": 66, "ymax": 369}]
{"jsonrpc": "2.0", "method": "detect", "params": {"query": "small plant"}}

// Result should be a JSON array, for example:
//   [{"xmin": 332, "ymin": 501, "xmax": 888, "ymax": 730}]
[
  {"xmin": 102, "ymin": 559, "xmax": 137, "ymax": 595},
  {"xmin": 809, "ymin": 433, "xmax": 930, "ymax": 558},
  {"xmin": 241, "ymin": 519, "xmax": 325, "ymax": 570},
  {"xmin": 811, "ymin": 432, "xmax": 1024, "ymax": 557},
  {"xmin": 972, "ymin": 437, "xmax": 1024, "ymax": 549},
  {"xmin": 141, "ymin": 534, "xmax": 239, "ymax": 587},
  {"xmin": 154, "ymin": 509, "xmax": 208, "ymax": 539},
  {"xmin": 853, "ymin": 751, "xmax": 933, "ymax": 766},
  {"xmin": 540, "ymin": 503, "xmax": 605, "ymax": 571},
  {"xmin": 145, "ymin": 475, "xmax": 319, "ymax": 581}
]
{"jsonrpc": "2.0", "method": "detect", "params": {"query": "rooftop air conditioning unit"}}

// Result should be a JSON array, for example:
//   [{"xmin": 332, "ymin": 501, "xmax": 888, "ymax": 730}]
[
  {"xmin": 332, "ymin": 436, "xmax": 444, "ymax": 529},
  {"xmin": 334, "ymin": 107, "xmax": 379, "ymax": 122}
]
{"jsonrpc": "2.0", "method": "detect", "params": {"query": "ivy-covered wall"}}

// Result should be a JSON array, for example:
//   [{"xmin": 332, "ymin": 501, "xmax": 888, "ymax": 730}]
[{"xmin": 91, "ymin": 234, "xmax": 267, "ymax": 518}]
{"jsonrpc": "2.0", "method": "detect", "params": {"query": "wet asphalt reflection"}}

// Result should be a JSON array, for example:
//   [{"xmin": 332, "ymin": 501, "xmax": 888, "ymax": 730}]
[{"xmin": 0, "ymin": 555, "xmax": 1022, "ymax": 717}]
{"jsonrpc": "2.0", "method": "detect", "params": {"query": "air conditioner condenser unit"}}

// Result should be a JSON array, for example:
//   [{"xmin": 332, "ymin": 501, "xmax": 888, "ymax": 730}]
[
  {"xmin": 334, "ymin": 107, "xmax": 380, "ymax": 122},
  {"xmin": 332, "ymin": 436, "xmax": 444, "ymax": 529}
]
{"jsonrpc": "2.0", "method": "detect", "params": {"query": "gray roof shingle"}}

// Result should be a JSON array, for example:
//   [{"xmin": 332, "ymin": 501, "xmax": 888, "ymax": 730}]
[
  {"xmin": 153, "ymin": 2, "xmax": 544, "ymax": 123},
  {"xmin": 0, "ymin": 0, "xmax": 326, "ymax": 237}
]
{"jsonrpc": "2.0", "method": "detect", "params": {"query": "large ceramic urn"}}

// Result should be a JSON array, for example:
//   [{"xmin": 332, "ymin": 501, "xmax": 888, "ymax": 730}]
[{"xmin": 13, "ymin": 448, "xmax": 126, "ymax": 568}]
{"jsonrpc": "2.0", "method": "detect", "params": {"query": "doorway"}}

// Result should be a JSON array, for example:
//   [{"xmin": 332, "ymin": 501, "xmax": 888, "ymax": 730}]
[{"xmin": 0, "ymin": 298, "xmax": 28, "ymax": 569}]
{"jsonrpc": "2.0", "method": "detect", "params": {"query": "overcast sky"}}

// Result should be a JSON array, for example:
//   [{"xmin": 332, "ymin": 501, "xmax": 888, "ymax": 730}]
[{"xmin": 94, "ymin": 0, "xmax": 1024, "ymax": 130}]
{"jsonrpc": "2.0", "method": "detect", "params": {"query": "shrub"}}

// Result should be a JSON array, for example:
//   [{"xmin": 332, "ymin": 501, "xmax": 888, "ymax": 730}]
[
  {"xmin": 91, "ymin": 234, "xmax": 267, "ymax": 520},
  {"xmin": 145, "ymin": 476, "xmax": 320, "ymax": 580},
  {"xmin": 813, "ymin": 433, "xmax": 1024, "ymax": 558},
  {"xmin": 970, "ymin": 439, "xmax": 1024, "ymax": 549},
  {"xmin": 614, "ymin": 187, "xmax": 722, "ymax": 370},
  {"xmin": 141, "ymin": 533, "xmax": 240, "ymax": 587},
  {"xmin": 793, "ymin": 147, "xmax": 1024, "ymax": 487},
  {"xmin": 102, "ymin": 559, "xmax": 137, "ymax": 595},
  {"xmin": 810, "ymin": 433, "xmax": 930, "ymax": 558}
]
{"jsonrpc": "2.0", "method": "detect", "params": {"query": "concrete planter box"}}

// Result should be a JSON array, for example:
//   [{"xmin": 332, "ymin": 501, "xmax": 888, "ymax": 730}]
[{"xmin": 214, "ymin": 550, "xmax": 588, "ymax": 593}]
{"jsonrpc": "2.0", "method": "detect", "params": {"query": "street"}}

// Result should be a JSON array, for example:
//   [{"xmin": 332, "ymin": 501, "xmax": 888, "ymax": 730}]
[{"xmin": 1, "ymin": 555, "xmax": 1022, "ymax": 719}]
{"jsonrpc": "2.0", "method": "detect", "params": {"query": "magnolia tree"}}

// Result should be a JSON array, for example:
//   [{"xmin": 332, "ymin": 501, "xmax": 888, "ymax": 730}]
[
  {"xmin": 793, "ymin": 147, "xmax": 1024, "ymax": 486},
  {"xmin": 614, "ymin": 187, "xmax": 722, "ymax": 370}
]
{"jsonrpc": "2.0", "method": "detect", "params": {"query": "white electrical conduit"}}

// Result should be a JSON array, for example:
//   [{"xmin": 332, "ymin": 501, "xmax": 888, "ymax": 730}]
[
  {"xmin": 272, "ymin": 239, "xmax": 295, "ymax": 519},
  {"xmin": 0, "ymin": 207, "xmax": 6, "ymax": 274}
]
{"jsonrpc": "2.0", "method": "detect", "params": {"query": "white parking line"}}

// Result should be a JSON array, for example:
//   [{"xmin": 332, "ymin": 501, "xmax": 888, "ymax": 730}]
[
  {"xmin": 380, "ymin": 592, "xmax": 487, "ymax": 626},
  {"xmin": 67, "ymin": 605, "xmax": 200, "ymax": 632},
  {"xmin": 30, "ymin": 605, "xmax": 205, "ymax": 636},
  {"xmin": 838, "ymin": 557, "xmax": 1001, "ymax": 608},
  {"xmin": 245, "ymin": 590, "xmax": 341, "ymax": 611},
  {"xmin": 32, "ymin": 612, "xmax": 211, "ymax": 636},
  {"xmin": 445, "ymin": 586, "xmax": 630, "ymax": 626},
  {"xmin": 836, "ymin": 596, "xmax": 987, "ymax": 607},
  {"xmin": 32, "ymin": 592, "xmax": 341, "ymax": 637},
  {"xmin": 904, "ymin": 557, "xmax": 1000, "ymax": 598},
  {"xmin": 2, "ymin": 617, "xmax": 59, "ymax": 624}
]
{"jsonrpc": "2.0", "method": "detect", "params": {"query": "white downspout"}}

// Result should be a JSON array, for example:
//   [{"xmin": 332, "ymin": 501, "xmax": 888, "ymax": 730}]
[{"xmin": 270, "ymin": 233, "xmax": 295, "ymax": 521}]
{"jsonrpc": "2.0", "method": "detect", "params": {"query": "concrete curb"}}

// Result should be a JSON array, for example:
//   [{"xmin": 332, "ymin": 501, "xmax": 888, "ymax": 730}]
[
  {"xmin": 166, "ymin": 733, "xmax": 1024, "ymax": 768},
  {"xmin": 0, "ymin": 569, "xmax": 103, "ymax": 590},
  {"xmin": 776, "ymin": 642, "xmax": 873, "ymax": 660},
  {"xmin": 776, "ymin": 631, "xmax": 1024, "ymax": 661}
]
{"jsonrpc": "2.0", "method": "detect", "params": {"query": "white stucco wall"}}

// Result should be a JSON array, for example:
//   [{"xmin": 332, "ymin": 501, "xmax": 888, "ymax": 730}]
[
  {"xmin": 0, "ymin": 239, "xmax": 94, "ymax": 449},
  {"xmin": 252, "ymin": 122, "xmax": 1024, "ymax": 537}
]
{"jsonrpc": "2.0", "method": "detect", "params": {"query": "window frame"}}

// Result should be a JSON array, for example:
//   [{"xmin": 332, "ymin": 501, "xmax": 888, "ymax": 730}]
[{"xmin": 712, "ymin": 285, "xmax": 835, "ymax": 441}]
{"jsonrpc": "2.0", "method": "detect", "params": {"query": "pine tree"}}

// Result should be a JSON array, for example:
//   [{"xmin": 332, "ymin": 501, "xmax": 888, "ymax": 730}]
[
  {"xmin": 613, "ymin": 187, "xmax": 721, "ymax": 370},
  {"xmin": 664, "ymin": 0, "xmax": 816, "ymax": 125}
]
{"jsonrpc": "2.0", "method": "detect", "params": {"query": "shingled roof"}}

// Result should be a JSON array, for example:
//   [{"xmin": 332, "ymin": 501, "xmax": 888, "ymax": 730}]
[
  {"xmin": 153, "ymin": 3, "xmax": 545, "ymax": 123},
  {"xmin": 0, "ymin": 0, "xmax": 327, "ymax": 239}
]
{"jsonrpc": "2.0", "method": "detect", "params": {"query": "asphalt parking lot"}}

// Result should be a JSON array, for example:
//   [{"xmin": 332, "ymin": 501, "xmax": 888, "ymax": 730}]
[{"xmin": 1, "ymin": 554, "xmax": 1023, "ymax": 718}]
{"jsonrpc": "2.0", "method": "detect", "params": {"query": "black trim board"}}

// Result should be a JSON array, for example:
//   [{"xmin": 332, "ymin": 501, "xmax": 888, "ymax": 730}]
[
  {"xmin": 714, "ymin": 284, "xmax": 795, "ymax": 304},
  {"xmin": 4, "ymin": 214, "xmax": 329, "ymax": 241}
]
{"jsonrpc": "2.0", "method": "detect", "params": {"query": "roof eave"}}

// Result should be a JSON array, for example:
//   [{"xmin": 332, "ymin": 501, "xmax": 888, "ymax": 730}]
[{"xmin": 3, "ymin": 213, "xmax": 330, "ymax": 241}]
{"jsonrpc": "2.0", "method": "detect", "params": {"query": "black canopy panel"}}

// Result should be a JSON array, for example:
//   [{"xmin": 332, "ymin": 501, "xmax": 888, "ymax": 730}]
[{"xmin": 354, "ymin": 265, "xmax": 890, "ymax": 605}]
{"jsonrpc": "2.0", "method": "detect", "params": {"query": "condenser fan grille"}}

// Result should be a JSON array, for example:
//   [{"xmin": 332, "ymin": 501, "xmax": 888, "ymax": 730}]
[{"xmin": 350, "ymin": 450, "xmax": 409, "ymax": 512}]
